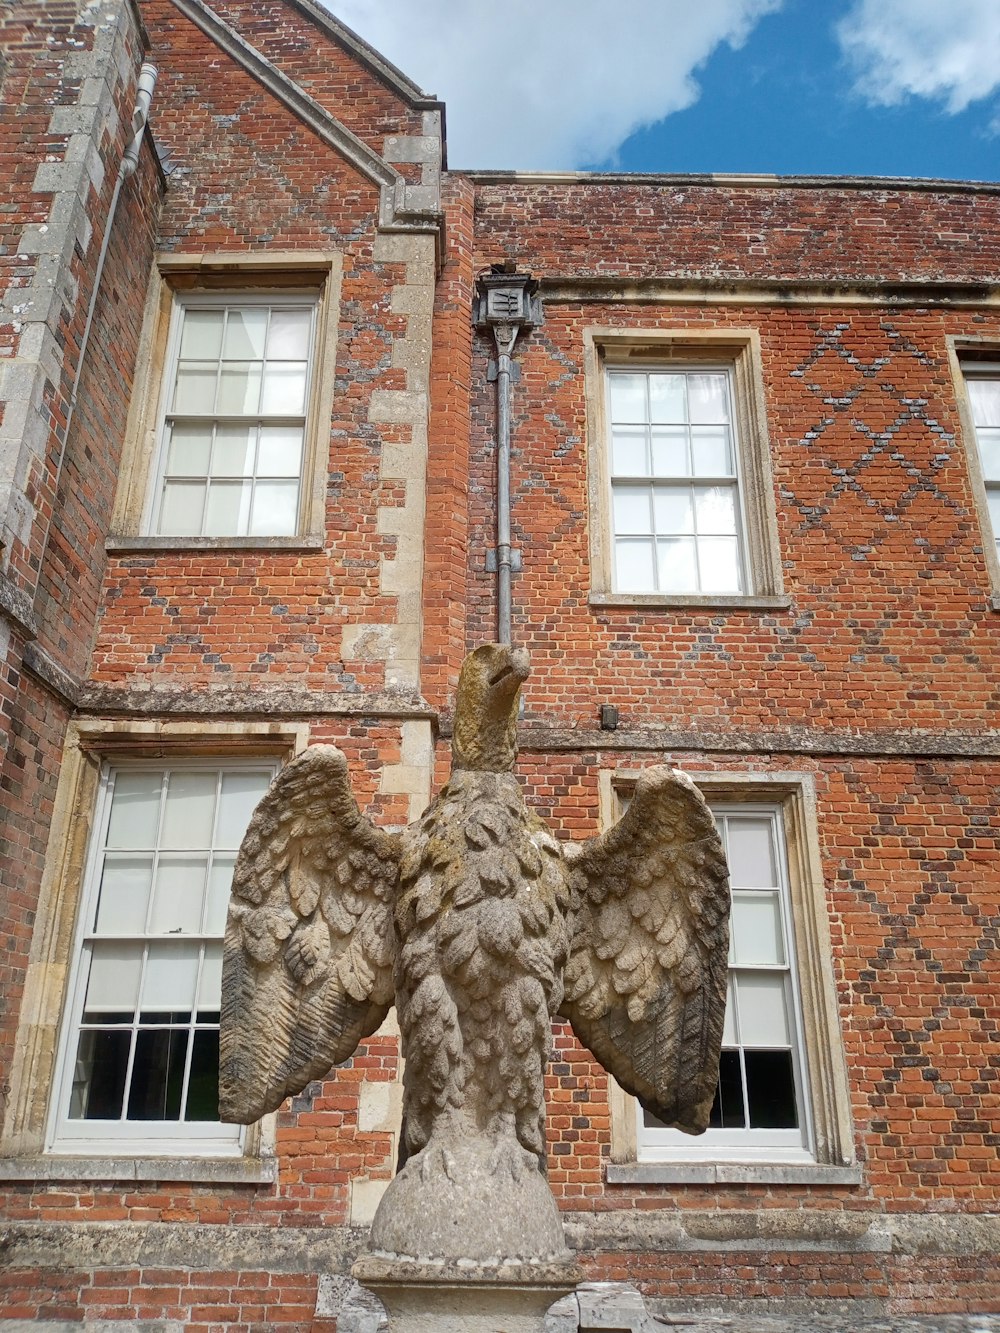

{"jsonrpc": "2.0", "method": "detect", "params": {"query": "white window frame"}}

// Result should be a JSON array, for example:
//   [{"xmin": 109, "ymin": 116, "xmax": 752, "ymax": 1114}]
[
  {"xmin": 953, "ymin": 354, "xmax": 1000, "ymax": 603},
  {"xmin": 144, "ymin": 292, "xmax": 318, "ymax": 539},
  {"xmin": 47, "ymin": 756, "xmax": 278, "ymax": 1157}
]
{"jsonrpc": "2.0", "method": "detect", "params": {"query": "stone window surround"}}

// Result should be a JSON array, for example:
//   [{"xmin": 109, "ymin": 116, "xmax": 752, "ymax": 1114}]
[
  {"xmin": 584, "ymin": 328, "xmax": 789, "ymax": 611},
  {"xmin": 598, "ymin": 768, "xmax": 860, "ymax": 1188},
  {"xmin": 107, "ymin": 252, "xmax": 343, "ymax": 553},
  {"xmin": 0, "ymin": 719, "xmax": 310, "ymax": 1185},
  {"xmin": 946, "ymin": 335, "xmax": 1000, "ymax": 612}
]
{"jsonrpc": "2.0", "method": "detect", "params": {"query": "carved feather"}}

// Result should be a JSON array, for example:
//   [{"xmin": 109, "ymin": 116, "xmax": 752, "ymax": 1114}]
[
  {"xmin": 561, "ymin": 767, "xmax": 730, "ymax": 1134},
  {"xmin": 219, "ymin": 744, "xmax": 400, "ymax": 1123}
]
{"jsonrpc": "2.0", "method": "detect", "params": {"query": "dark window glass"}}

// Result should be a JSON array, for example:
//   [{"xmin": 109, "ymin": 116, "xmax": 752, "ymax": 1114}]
[{"xmin": 744, "ymin": 1049, "xmax": 798, "ymax": 1129}]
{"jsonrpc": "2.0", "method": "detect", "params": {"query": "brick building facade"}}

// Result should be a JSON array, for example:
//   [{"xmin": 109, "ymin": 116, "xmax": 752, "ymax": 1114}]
[{"xmin": 0, "ymin": 0, "xmax": 997, "ymax": 1326}]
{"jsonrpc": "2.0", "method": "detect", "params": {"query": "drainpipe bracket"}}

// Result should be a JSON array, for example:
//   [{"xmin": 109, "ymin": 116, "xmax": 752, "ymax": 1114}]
[
  {"xmin": 485, "ymin": 548, "xmax": 523, "ymax": 574},
  {"xmin": 487, "ymin": 359, "xmax": 521, "ymax": 383}
]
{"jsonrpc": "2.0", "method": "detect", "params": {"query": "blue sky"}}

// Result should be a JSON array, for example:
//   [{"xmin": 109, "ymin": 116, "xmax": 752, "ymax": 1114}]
[{"xmin": 331, "ymin": 0, "xmax": 1000, "ymax": 181}]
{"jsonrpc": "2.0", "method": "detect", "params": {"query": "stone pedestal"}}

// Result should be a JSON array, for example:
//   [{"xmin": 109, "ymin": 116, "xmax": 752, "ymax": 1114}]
[{"xmin": 351, "ymin": 1256, "xmax": 584, "ymax": 1333}]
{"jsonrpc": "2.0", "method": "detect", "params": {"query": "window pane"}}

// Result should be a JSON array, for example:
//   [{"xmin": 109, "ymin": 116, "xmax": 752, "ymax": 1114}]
[
  {"xmin": 708, "ymin": 1050, "xmax": 746, "ymax": 1129},
  {"xmin": 654, "ymin": 487, "xmax": 694, "ymax": 535},
  {"xmin": 223, "ymin": 308, "xmax": 267, "ymax": 360},
  {"xmin": 211, "ymin": 426, "xmax": 257, "ymax": 477},
  {"xmin": 968, "ymin": 378, "xmax": 1000, "ymax": 428},
  {"xmin": 609, "ymin": 373, "xmax": 647, "ymax": 423},
  {"xmin": 690, "ymin": 424, "xmax": 733, "ymax": 475},
  {"xmin": 648, "ymin": 373, "xmax": 686, "ymax": 424},
  {"xmin": 217, "ymin": 771, "xmax": 269, "ymax": 846},
  {"xmin": 172, "ymin": 362, "xmax": 217, "ymax": 414},
  {"xmin": 258, "ymin": 426, "xmax": 304, "ymax": 478},
  {"xmin": 85, "ymin": 944, "xmax": 141, "ymax": 1014},
  {"xmin": 161, "ymin": 771, "xmax": 216, "ymax": 848},
  {"xmin": 179, "ymin": 310, "xmax": 223, "ymax": 360},
  {"xmin": 106, "ymin": 772, "xmax": 162, "ymax": 848},
  {"xmin": 735, "ymin": 973, "xmax": 790, "ymax": 1047},
  {"xmin": 165, "ymin": 424, "xmax": 212, "ymax": 477},
  {"xmin": 722, "ymin": 976, "xmax": 737, "ymax": 1045},
  {"xmin": 688, "ymin": 373, "xmax": 729, "ymax": 423},
  {"xmin": 159, "ymin": 482, "xmax": 206, "ymax": 537},
  {"xmin": 143, "ymin": 941, "xmax": 199, "ymax": 1011},
  {"xmin": 69, "ymin": 1029, "xmax": 131, "ymax": 1120},
  {"xmin": 727, "ymin": 817, "xmax": 778, "ymax": 888},
  {"xmin": 206, "ymin": 855, "xmax": 236, "ymax": 936},
  {"xmin": 128, "ymin": 1027, "xmax": 187, "ymax": 1120},
  {"xmin": 745, "ymin": 1049, "xmax": 798, "ymax": 1129},
  {"xmin": 976, "ymin": 428, "xmax": 1000, "ymax": 478},
  {"xmin": 615, "ymin": 539, "xmax": 656, "ymax": 592},
  {"xmin": 267, "ymin": 308, "xmax": 311, "ymax": 359},
  {"xmin": 186, "ymin": 1029, "xmax": 221, "ymax": 1120},
  {"xmin": 613, "ymin": 486, "xmax": 653, "ymax": 535},
  {"xmin": 217, "ymin": 362, "xmax": 262, "ymax": 415},
  {"xmin": 204, "ymin": 480, "xmax": 252, "ymax": 536},
  {"xmin": 94, "ymin": 855, "xmax": 154, "ymax": 935},
  {"xmin": 261, "ymin": 362, "xmax": 308, "ymax": 415},
  {"xmin": 250, "ymin": 481, "xmax": 299, "ymax": 536},
  {"xmin": 694, "ymin": 485, "xmax": 737, "ymax": 535},
  {"xmin": 698, "ymin": 536, "xmax": 741, "ymax": 592},
  {"xmin": 650, "ymin": 426, "xmax": 690, "ymax": 476},
  {"xmin": 198, "ymin": 943, "xmax": 223, "ymax": 1010},
  {"xmin": 732, "ymin": 891, "xmax": 785, "ymax": 966},
  {"xmin": 611, "ymin": 426, "xmax": 648, "ymax": 476},
  {"xmin": 657, "ymin": 536, "xmax": 698, "ymax": 593},
  {"xmin": 150, "ymin": 855, "xmax": 208, "ymax": 935},
  {"xmin": 987, "ymin": 489, "xmax": 1000, "ymax": 537}
]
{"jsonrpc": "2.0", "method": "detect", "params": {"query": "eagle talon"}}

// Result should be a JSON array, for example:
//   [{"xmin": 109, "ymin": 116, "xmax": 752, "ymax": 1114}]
[
  {"xmin": 418, "ymin": 1142, "xmax": 457, "ymax": 1183},
  {"xmin": 488, "ymin": 1137, "xmax": 537, "ymax": 1181}
]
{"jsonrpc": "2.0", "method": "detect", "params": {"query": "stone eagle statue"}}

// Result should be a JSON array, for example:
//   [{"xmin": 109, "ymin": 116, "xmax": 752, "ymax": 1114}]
[{"xmin": 220, "ymin": 644, "xmax": 730, "ymax": 1261}]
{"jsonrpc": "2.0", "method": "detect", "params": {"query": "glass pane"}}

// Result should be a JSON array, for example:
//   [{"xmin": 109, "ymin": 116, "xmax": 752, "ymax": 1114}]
[
  {"xmin": 165, "ymin": 424, "xmax": 212, "ymax": 477},
  {"xmin": 198, "ymin": 943, "xmax": 223, "ymax": 1009},
  {"xmin": 217, "ymin": 771, "xmax": 269, "ymax": 846},
  {"xmin": 206, "ymin": 855, "xmax": 236, "ymax": 935},
  {"xmin": 987, "ymin": 489, "xmax": 1000, "ymax": 537},
  {"xmin": 613, "ymin": 486, "xmax": 653, "ymax": 535},
  {"xmin": 608, "ymin": 373, "xmax": 647, "ymax": 423},
  {"xmin": 69, "ymin": 1028, "xmax": 130, "ymax": 1119},
  {"xmin": 223, "ymin": 308, "xmax": 267, "ymax": 360},
  {"xmin": 611, "ymin": 426, "xmax": 648, "ymax": 476},
  {"xmin": 650, "ymin": 426, "xmax": 689, "ymax": 476},
  {"xmin": 708, "ymin": 1049, "xmax": 746, "ymax": 1129},
  {"xmin": 158, "ymin": 481, "xmax": 206, "ymax": 537},
  {"xmin": 727, "ymin": 817, "xmax": 778, "ymax": 888},
  {"xmin": 85, "ymin": 944, "xmax": 141, "ymax": 1014},
  {"xmin": 127, "ymin": 1027, "xmax": 187, "ymax": 1120},
  {"xmin": 976, "ymin": 428, "xmax": 1000, "ymax": 478},
  {"xmin": 250, "ymin": 481, "xmax": 299, "ymax": 536},
  {"xmin": 657, "ymin": 536, "xmax": 698, "ymax": 593},
  {"xmin": 735, "ymin": 973, "xmax": 790, "ymax": 1047},
  {"xmin": 204, "ymin": 480, "xmax": 252, "ymax": 536},
  {"xmin": 161, "ymin": 771, "xmax": 216, "ymax": 848},
  {"xmin": 185, "ymin": 1029, "xmax": 221, "ymax": 1121},
  {"xmin": 211, "ymin": 426, "xmax": 257, "ymax": 477},
  {"xmin": 179, "ymin": 309, "xmax": 223, "ymax": 360},
  {"xmin": 172, "ymin": 362, "xmax": 217, "ymax": 414},
  {"xmin": 261, "ymin": 363, "xmax": 307, "ymax": 415},
  {"xmin": 267, "ymin": 308, "xmax": 311, "ymax": 359},
  {"xmin": 722, "ymin": 977, "xmax": 737, "ymax": 1045},
  {"xmin": 745, "ymin": 1049, "xmax": 798, "ymax": 1129},
  {"xmin": 732, "ymin": 891, "xmax": 785, "ymax": 966},
  {"xmin": 694, "ymin": 485, "xmax": 737, "ymax": 535},
  {"xmin": 688, "ymin": 372, "xmax": 729, "ymax": 423},
  {"xmin": 150, "ymin": 855, "xmax": 208, "ymax": 934},
  {"xmin": 690, "ymin": 425, "xmax": 733, "ymax": 475},
  {"xmin": 106, "ymin": 772, "xmax": 162, "ymax": 848},
  {"xmin": 257, "ymin": 426, "xmax": 304, "ymax": 478},
  {"xmin": 648, "ymin": 373, "xmax": 686, "ymax": 424},
  {"xmin": 968, "ymin": 378, "xmax": 1000, "ymax": 428},
  {"xmin": 94, "ymin": 855, "xmax": 154, "ymax": 935},
  {"xmin": 217, "ymin": 362, "xmax": 262, "ymax": 415},
  {"xmin": 653, "ymin": 486, "xmax": 694, "ymax": 535},
  {"xmin": 615, "ymin": 539, "xmax": 656, "ymax": 592},
  {"xmin": 698, "ymin": 536, "xmax": 741, "ymax": 592},
  {"xmin": 142, "ymin": 941, "xmax": 200, "ymax": 1011}
]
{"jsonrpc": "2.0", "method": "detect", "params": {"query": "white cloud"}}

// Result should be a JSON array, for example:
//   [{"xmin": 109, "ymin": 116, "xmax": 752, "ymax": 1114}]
[
  {"xmin": 329, "ymin": 0, "xmax": 783, "ymax": 169},
  {"xmin": 837, "ymin": 0, "xmax": 1000, "ymax": 114}
]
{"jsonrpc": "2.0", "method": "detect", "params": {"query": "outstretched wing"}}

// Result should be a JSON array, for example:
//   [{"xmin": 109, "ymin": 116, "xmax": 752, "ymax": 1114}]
[
  {"xmin": 560, "ymin": 767, "xmax": 730, "ymax": 1134},
  {"xmin": 219, "ymin": 745, "xmax": 400, "ymax": 1123}
]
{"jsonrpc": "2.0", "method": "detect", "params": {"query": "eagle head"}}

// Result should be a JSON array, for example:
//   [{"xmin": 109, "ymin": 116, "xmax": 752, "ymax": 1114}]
[{"xmin": 452, "ymin": 643, "xmax": 529, "ymax": 772}]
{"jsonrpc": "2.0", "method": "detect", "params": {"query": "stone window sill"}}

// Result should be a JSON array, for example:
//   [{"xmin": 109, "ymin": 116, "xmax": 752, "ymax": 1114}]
[
  {"xmin": 990, "ymin": 591, "xmax": 1000, "ymax": 613},
  {"xmin": 0, "ymin": 1154, "xmax": 277, "ymax": 1185},
  {"xmin": 106, "ymin": 534, "xmax": 326, "ymax": 554},
  {"xmin": 589, "ymin": 592, "xmax": 791, "ymax": 612},
  {"xmin": 606, "ymin": 1161, "xmax": 863, "ymax": 1186}
]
